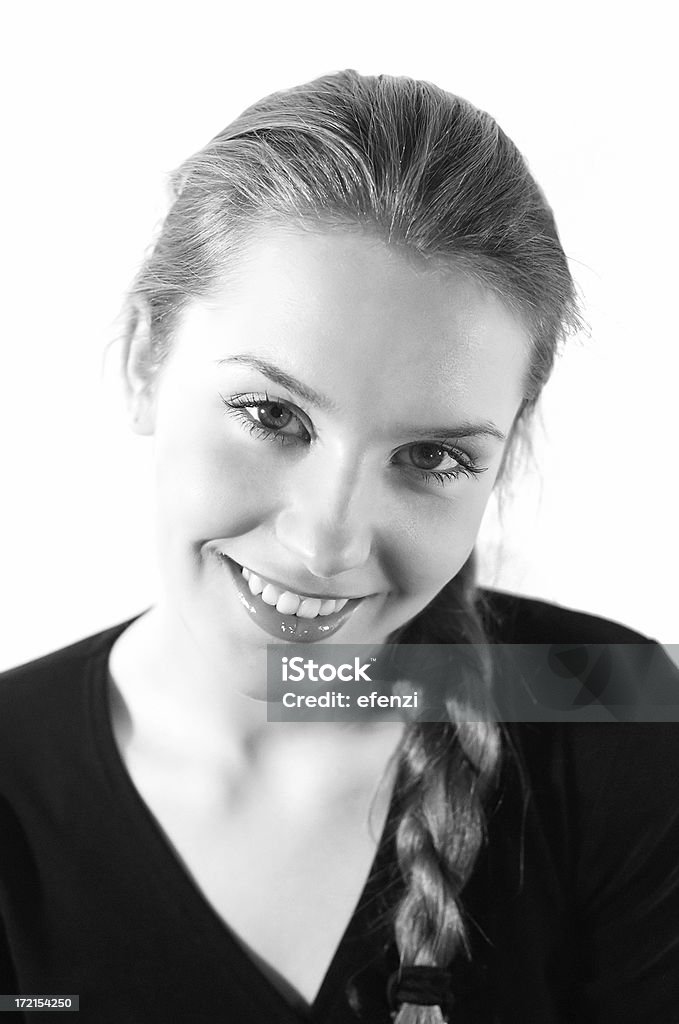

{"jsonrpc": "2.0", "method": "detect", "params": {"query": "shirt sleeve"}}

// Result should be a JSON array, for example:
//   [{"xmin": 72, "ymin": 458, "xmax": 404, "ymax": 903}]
[{"xmin": 572, "ymin": 718, "xmax": 679, "ymax": 1021}]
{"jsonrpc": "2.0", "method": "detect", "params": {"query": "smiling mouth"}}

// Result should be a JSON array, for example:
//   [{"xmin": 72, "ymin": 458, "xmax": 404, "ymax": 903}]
[
  {"xmin": 216, "ymin": 553, "xmax": 366, "ymax": 643},
  {"xmin": 240, "ymin": 566, "xmax": 350, "ymax": 620}
]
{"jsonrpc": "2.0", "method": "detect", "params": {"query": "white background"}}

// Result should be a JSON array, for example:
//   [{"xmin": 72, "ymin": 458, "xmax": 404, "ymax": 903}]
[{"xmin": 1, "ymin": 0, "xmax": 677, "ymax": 670}]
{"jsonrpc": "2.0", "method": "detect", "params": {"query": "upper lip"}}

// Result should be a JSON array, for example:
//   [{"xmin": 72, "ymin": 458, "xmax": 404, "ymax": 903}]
[{"xmin": 229, "ymin": 557, "xmax": 368, "ymax": 602}]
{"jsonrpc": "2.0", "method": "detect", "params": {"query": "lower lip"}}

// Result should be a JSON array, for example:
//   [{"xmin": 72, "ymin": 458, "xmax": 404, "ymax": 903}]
[{"xmin": 216, "ymin": 554, "xmax": 365, "ymax": 643}]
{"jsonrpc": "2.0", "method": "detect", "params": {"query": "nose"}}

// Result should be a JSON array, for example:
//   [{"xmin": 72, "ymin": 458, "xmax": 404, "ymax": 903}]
[{"xmin": 273, "ymin": 457, "xmax": 374, "ymax": 580}]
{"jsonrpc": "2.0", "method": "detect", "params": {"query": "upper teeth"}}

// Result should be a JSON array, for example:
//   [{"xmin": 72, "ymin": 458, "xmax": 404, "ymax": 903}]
[{"xmin": 241, "ymin": 566, "xmax": 349, "ymax": 619}]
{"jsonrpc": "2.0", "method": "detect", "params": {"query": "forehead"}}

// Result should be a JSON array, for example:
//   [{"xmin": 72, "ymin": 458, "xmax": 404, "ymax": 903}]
[{"xmin": 174, "ymin": 224, "xmax": 531, "ymax": 425}]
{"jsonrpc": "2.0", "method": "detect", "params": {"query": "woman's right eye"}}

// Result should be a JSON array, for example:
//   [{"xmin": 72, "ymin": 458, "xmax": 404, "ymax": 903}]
[{"xmin": 220, "ymin": 393, "xmax": 311, "ymax": 445}]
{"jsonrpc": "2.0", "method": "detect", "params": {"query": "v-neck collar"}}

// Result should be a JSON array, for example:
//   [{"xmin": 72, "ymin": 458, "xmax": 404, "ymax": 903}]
[{"xmin": 87, "ymin": 631, "xmax": 403, "ymax": 1022}]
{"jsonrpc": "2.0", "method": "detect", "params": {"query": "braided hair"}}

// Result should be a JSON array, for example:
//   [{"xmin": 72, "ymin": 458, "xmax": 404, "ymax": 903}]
[{"xmin": 389, "ymin": 555, "xmax": 501, "ymax": 1022}]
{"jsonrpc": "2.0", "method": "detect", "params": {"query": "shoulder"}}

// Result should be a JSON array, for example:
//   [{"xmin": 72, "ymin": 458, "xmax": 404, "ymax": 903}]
[
  {"xmin": 0, "ymin": 619, "xmax": 135, "ymax": 736},
  {"xmin": 0, "ymin": 620, "xmax": 136, "ymax": 810},
  {"xmin": 478, "ymin": 587, "xmax": 650, "ymax": 644},
  {"xmin": 480, "ymin": 588, "xmax": 677, "ymax": 720},
  {"xmin": 480, "ymin": 591, "xmax": 679, "ymax": 860},
  {"xmin": 0, "ymin": 619, "xmax": 135, "ymax": 687},
  {"xmin": 482, "ymin": 587, "xmax": 679, "ymax": 762}
]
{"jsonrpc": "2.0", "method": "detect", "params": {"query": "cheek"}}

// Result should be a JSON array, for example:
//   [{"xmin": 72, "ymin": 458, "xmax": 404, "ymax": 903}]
[
  {"xmin": 388, "ymin": 481, "xmax": 494, "ymax": 597},
  {"xmin": 152, "ymin": 409, "xmax": 276, "ymax": 541}
]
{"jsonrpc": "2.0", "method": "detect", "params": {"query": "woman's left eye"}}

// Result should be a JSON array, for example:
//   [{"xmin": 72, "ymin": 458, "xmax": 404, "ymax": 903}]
[
  {"xmin": 392, "ymin": 442, "xmax": 485, "ymax": 485},
  {"xmin": 221, "ymin": 394, "xmax": 311, "ymax": 445}
]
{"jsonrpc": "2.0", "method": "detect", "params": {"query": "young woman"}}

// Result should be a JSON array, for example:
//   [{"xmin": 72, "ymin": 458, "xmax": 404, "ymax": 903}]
[{"xmin": 1, "ymin": 70, "xmax": 678, "ymax": 1023}]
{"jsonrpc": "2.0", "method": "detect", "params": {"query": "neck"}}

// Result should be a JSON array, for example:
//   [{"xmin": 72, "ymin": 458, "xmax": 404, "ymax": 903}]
[{"xmin": 108, "ymin": 603, "xmax": 405, "ymax": 779}]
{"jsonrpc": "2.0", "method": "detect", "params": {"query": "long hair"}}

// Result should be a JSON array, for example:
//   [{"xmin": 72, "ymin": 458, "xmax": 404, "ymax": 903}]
[{"xmin": 122, "ymin": 70, "xmax": 579, "ymax": 1022}]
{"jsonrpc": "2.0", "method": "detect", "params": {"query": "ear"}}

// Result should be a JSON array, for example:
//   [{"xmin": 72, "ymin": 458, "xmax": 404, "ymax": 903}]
[{"xmin": 122, "ymin": 304, "xmax": 159, "ymax": 436}]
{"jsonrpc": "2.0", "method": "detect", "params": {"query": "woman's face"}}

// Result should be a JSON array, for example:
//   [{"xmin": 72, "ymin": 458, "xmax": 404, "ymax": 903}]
[{"xmin": 135, "ymin": 225, "xmax": 530, "ymax": 668}]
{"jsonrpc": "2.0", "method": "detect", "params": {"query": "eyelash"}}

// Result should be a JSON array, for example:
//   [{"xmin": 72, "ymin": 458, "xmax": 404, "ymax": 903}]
[
  {"xmin": 219, "ymin": 392, "xmax": 486, "ymax": 487},
  {"xmin": 222, "ymin": 392, "xmax": 312, "ymax": 446}
]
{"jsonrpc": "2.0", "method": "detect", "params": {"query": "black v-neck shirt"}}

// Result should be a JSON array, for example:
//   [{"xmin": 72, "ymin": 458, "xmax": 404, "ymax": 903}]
[{"xmin": 1, "ymin": 591, "xmax": 679, "ymax": 1022}]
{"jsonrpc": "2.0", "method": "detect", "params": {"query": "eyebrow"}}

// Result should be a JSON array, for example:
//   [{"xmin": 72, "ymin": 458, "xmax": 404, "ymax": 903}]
[
  {"xmin": 215, "ymin": 354, "xmax": 507, "ymax": 443},
  {"xmin": 398, "ymin": 422, "xmax": 507, "ymax": 443},
  {"xmin": 216, "ymin": 355, "xmax": 337, "ymax": 412}
]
